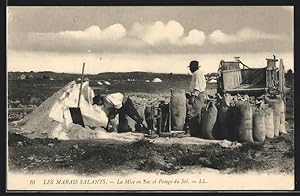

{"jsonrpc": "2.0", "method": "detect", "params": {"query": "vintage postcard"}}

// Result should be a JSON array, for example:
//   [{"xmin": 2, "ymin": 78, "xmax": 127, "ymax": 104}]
[{"xmin": 7, "ymin": 6, "xmax": 294, "ymax": 191}]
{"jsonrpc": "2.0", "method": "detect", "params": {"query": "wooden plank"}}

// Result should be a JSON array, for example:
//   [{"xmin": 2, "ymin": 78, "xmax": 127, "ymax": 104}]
[
  {"xmin": 222, "ymin": 69, "xmax": 241, "ymax": 73},
  {"xmin": 279, "ymin": 59, "xmax": 286, "ymax": 103},
  {"xmin": 222, "ymin": 62, "xmax": 240, "ymax": 70},
  {"xmin": 279, "ymin": 59, "xmax": 284, "ymax": 93},
  {"xmin": 265, "ymin": 69, "xmax": 269, "ymax": 88},
  {"xmin": 222, "ymin": 69, "xmax": 242, "ymax": 90}
]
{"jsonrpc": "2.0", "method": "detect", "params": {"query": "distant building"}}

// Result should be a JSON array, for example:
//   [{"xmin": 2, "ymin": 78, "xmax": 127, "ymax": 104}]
[
  {"xmin": 103, "ymin": 81, "xmax": 111, "ymax": 85},
  {"xmin": 145, "ymin": 80, "xmax": 150, "ymax": 83},
  {"xmin": 18, "ymin": 74, "xmax": 26, "ymax": 80},
  {"xmin": 27, "ymin": 74, "xmax": 34, "ymax": 79},
  {"xmin": 49, "ymin": 77, "xmax": 55, "ymax": 80},
  {"xmin": 152, "ymin": 78, "xmax": 162, "ymax": 83}
]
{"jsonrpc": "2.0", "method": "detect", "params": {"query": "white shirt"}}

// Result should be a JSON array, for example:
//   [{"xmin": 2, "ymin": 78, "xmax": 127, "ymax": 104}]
[
  {"xmin": 104, "ymin": 92, "xmax": 124, "ymax": 109},
  {"xmin": 189, "ymin": 69, "xmax": 206, "ymax": 95}
]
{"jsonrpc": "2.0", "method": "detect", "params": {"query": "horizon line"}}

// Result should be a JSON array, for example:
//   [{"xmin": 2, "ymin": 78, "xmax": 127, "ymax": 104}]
[{"xmin": 7, "ymin": 70, "xmax": 194, "ymax": 75}]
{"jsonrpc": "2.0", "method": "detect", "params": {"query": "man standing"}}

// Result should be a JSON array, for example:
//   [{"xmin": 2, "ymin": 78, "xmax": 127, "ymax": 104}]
[{"xmin": 187, "ymin": 60, "xmax": 207, "ymax": 136}]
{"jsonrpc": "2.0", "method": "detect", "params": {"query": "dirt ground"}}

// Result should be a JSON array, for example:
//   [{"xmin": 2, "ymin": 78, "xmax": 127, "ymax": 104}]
[
  {"xmin": 8, "ymin": 128, "xmax": 294, "ymax": 176},
  {"xmin": 7, "ymin": 78, "xmax": 294, "ymax": 176}
]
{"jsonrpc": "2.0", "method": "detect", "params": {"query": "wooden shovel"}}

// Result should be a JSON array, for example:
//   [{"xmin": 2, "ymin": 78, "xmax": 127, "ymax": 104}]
[{"xmin": 69, "ymin": 63, "xmax": 85, "ymax": 127}]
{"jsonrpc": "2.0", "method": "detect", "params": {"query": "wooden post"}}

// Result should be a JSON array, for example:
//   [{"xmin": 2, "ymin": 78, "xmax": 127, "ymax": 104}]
[
  {"xmin": 279, "ymin": 59, "xmax": 286, "ymax": 103},
  {"xmin": 265, "ymin": 68, "xmax": 269, "ymax": 89},
  {"xmin": 266, "ymin": 57, "xmax": 278, "ymax": 90},
  {"xmin": 279, "ymin": 59, "xmax": 283, "ymax": 94},
  {"xmin": 78, "ymin": 63, "xmax": 85, "ymax": 108}
]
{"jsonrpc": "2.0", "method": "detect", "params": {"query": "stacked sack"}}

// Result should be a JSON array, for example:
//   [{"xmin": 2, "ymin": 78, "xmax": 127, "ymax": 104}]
[
  {"xmin": 200, "ymin": 101, "xmax": 218, "ymax": 139},
  {"xmin": 265, "ymin": 95, "xmax": 287, "ymax": 135},
  {"xmin": 252, "ymin": 103, "xmax": 266, "ymax": 142},
  {"xmin": 214, "ymin": 93, "xmax": 287, "ymax": 143},
  {"xmin": 264, "ymin": 106, "xmax": 275, "ymax": 139},
  {"xmin": 215, "ymin": 94, "xmax": 233, "ymax": 140},
  {"xmin": 235, "ymin": 100, "xmax": 254, "ymax": 142},
  {"xmin": 170, "ymin": 89, "xmax": 187, "ymax": 131}
]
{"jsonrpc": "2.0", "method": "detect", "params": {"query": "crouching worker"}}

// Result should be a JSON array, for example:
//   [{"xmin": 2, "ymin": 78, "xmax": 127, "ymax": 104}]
[{"xmin": 92, "ymin": 92, "xmax": 147, "ymax": 133}]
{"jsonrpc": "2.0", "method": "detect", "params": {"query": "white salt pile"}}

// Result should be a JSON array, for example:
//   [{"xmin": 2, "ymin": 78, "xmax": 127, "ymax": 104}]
[
  {"xmin": 95, "ymin": 129, "xmax": 144, "ymax": 142},
  {"xmin": 19, "ymin": 81, "xmax": 109, "ymax": 140},
  {"xmin": 152, "ymin": 137, "xmax": 242, "ymax": 148}
]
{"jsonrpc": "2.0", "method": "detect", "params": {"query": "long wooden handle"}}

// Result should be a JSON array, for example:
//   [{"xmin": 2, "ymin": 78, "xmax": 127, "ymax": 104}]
[{"xmin": 78, "ymin": 63, "xmax": 85, "ymax": 107}]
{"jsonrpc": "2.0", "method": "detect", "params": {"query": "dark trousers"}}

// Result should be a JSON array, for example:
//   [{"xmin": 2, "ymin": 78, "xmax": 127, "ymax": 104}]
[
  {"xmin": 117, "ymin": 97, "xmax": 144, "ymax": 132},
  {"xmin": 119, "ymin": 97, "xmax": 143, "ymax": 124},
  {"xmin": 190, "ymin": 92, "xmax": 206, "ymax": 117},
  {"xmin": 188, "ymin": 92, "xmax": 206, "ymax": 137}
]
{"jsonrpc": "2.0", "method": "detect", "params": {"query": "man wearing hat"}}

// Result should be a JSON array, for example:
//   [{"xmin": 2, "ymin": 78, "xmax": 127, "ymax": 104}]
[{"xmin": 186, "ymin": 60, "xmax": 207, "ymax": 136}]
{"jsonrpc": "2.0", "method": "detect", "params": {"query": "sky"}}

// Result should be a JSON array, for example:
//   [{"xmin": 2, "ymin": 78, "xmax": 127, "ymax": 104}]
[{"xmin": 7, "ymin": 6, "xmax": 294, "ymax": 74}]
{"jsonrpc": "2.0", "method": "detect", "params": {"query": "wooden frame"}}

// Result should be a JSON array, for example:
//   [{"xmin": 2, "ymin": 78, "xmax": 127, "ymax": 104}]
[{"xmin": 218, "ymin": 57, "xmax": 286, "ymax": 98}]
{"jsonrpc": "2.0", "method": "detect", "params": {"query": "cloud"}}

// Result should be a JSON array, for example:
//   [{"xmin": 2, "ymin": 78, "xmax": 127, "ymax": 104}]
[
  {"xmin": 10, "ymin": 21, "xmax": 206, "ymax": 53},
  {"xmin": 130, "ymin": 20, "xmax": 184, "ymax": 45},
  {"xmin": 208, "ymin": 27, "xmax": 283, "ymax": 44},
  {"xmin": 34, "ymin": 24, "xmax": 127, "ymax": 41},
  {"xmin": 28, "ymin": 21, "xmax": 206, "ymax": 47},
  {"xmin": 9, "ymin": 22, "xmax": 289, "ymax": 54},
  {"xmin": 130, "ymin": 20, "xmax": 205, "ymax": 46},
  {"xmin": 182, "ymin": 29, "xmax": 206, "ymax": 46},
  {"xmin": 17, "ymin": 24, "xmax": 133, "ymax": 53}
]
